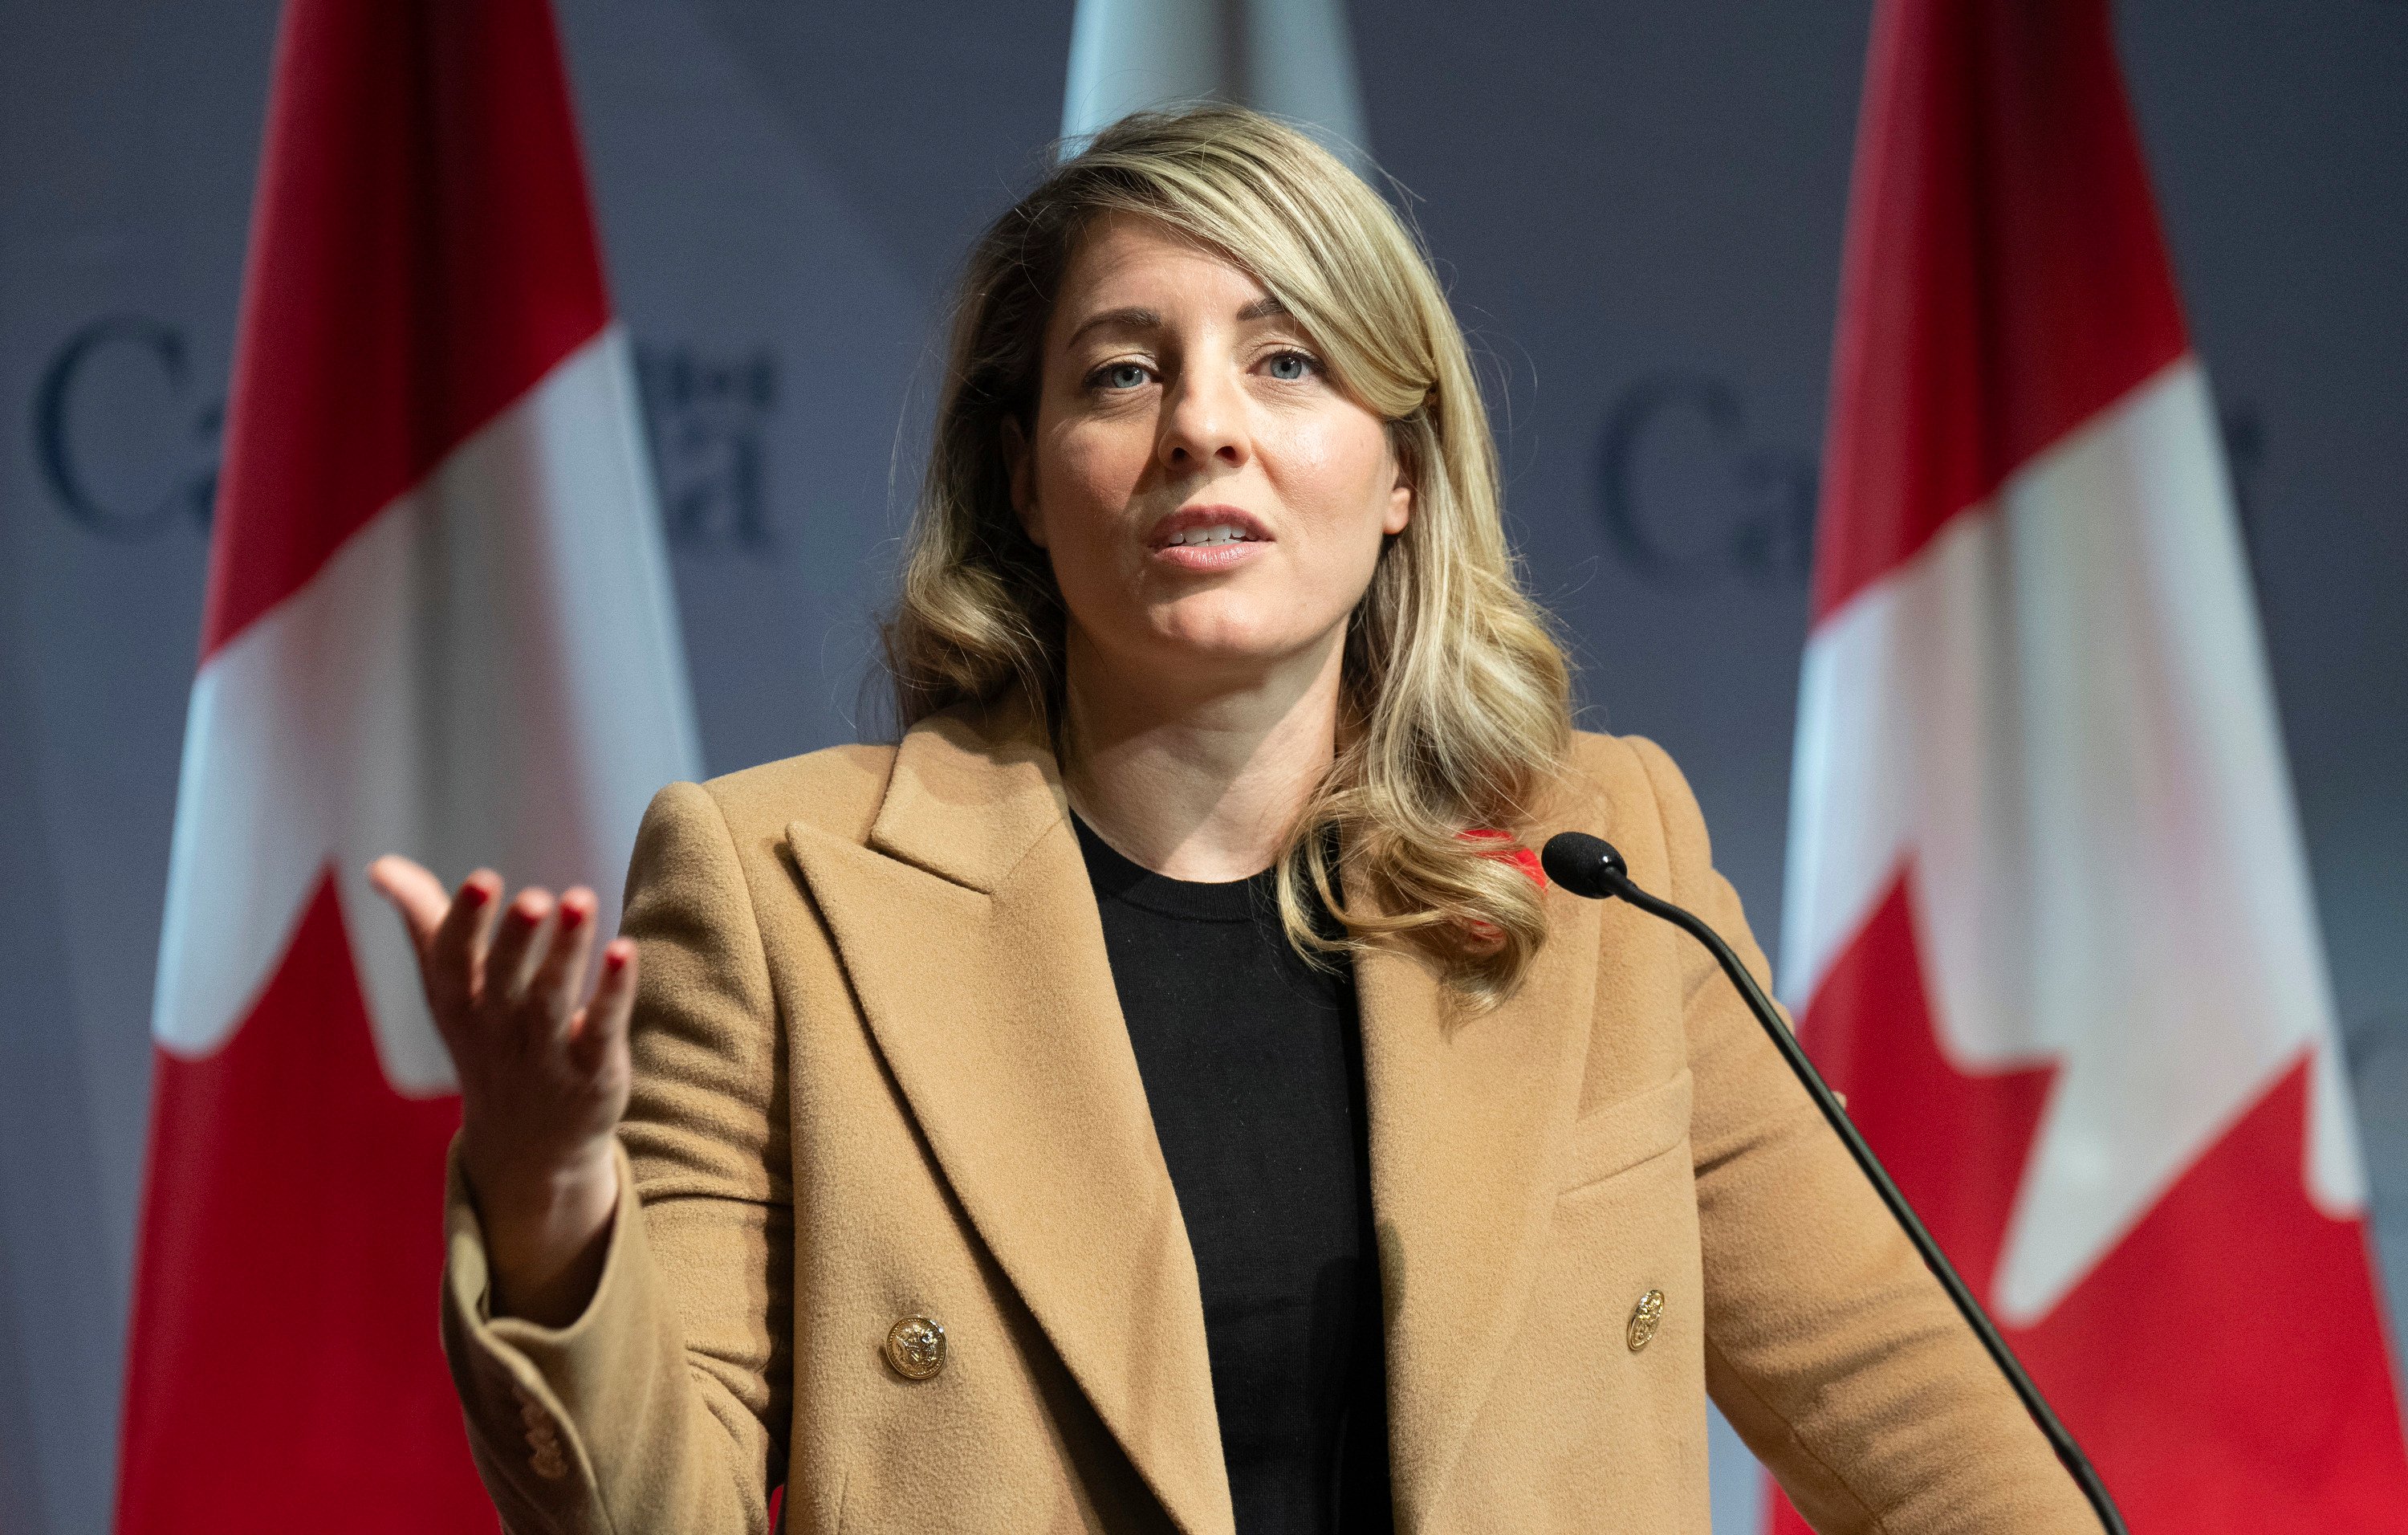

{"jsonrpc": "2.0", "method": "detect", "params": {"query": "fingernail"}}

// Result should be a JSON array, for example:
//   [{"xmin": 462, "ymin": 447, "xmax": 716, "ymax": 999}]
[
  {"xmin": 604, "ymin": 945, "xmax": 629, "ymax": 973},
  {"xmin": 559, "ymin": 900, "xmax": 589, "ymax": 930},
  {"xmin": 461, "ymin": 881, "xmax": 491, "ymax": 908}
]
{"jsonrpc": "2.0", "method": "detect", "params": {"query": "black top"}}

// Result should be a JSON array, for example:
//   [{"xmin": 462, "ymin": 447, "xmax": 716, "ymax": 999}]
[{"xmin": 1073, "ymin": 815, "xmax": 1394, "ymax": 1535}]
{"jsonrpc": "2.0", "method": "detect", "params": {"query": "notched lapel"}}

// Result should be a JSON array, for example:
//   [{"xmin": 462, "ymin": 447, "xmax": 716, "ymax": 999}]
[
  {"xmin": 862, "ymin": 705, "xmax": 1063, "ymax": 893},
  {"xmin": 783, "ymin": 714, "xmax": 1232, "ymax": 1535},
  {"xmin": 1357, "ymin": 850, "xmax": 1605, "ymax": 1530}
]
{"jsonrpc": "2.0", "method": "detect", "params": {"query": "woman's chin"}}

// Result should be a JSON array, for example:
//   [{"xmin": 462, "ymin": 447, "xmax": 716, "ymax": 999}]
[{"xmin": 1127, "ymin": 622, "xmax": 1342, "ymax": 683}]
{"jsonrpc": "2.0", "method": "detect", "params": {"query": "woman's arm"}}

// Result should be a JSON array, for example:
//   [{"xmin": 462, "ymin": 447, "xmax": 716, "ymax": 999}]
[
  {"xmin": 436, "ymin": 780, "xmax": 791, "ymax": 1534},
  {"xmin": 1619, "ymin": 736, "xmax": 2096, "ymax": 1534}
]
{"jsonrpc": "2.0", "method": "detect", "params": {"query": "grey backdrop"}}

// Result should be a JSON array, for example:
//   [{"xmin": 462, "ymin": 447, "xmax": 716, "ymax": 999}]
[{"xmin": 1, "ymin": 2, "xmax": 2402, "ymax": 1532}]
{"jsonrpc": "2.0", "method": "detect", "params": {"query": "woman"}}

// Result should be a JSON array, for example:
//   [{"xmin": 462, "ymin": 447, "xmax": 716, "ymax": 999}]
[{"xmin": 371, "ymin": 108, "xmax": 2093, "ymax": 1534}]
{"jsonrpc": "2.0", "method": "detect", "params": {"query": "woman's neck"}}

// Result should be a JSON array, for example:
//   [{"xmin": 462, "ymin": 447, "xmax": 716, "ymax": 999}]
[{"xmin": 1060, "ymin": 626, "xmax": 1344, "ymax": 882}]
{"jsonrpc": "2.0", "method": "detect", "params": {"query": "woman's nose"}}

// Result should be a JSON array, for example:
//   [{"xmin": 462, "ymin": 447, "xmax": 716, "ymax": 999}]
[{"xmin": 1157, "ymin": 365, "xmax": 1251, "ymax": 475}]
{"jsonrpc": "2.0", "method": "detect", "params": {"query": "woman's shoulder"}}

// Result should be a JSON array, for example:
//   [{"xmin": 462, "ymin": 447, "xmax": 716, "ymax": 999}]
[
  {"xmin": 645, "ymin": 703, "xmax": 1055, "ymax": 877},
  {"xmin": 1563, "ymin": 727, "xmax": 1700, "ymax": 819},
  {"xmin": 664, "ymin": 740, "xmax": 903, "ymax": 849},
  {"xmin": 1558, "ymin": 727, "xmax": 1718, "ymax": 894}
]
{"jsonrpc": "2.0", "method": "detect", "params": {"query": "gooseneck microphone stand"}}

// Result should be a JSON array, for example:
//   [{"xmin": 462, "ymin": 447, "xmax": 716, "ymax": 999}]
[{"xmin": 1539, "ymin": 833, "xmax": 2127, "ymax": 1535}]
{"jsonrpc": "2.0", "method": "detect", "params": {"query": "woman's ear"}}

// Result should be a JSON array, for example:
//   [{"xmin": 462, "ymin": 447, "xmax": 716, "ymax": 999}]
[
  {"xmin": 1383, "ymin": 457, "xmax": 1414, "ymax": 536},
  {"xmin": 1004, "ymin": 417, "xmax": 1047, "ymax": 548}
]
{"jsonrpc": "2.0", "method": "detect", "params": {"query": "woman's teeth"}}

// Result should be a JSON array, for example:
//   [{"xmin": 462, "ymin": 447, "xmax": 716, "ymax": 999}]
[{"xmin": 1167, "ymin": 524, "xmax": 1255, "ymax": 547}]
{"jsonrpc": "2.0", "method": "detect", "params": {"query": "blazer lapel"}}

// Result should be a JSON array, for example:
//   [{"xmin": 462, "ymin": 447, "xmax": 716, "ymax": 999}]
[
  {"xmin": 1357, "ymin": 845, "xmax": 1605, "ymax": 1531},
  {"xmin": 783, "ymin": 709, "xmax": 1231, "ymax": 1535}
]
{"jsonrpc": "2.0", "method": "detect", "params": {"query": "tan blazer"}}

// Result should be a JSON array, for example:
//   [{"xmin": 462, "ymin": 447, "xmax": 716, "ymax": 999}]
[{"xmin": 439, "ymin": 706, "xmax": 2094, "ymax": 1534}]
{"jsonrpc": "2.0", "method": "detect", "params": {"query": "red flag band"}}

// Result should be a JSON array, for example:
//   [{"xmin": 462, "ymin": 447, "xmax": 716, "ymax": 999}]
[
  {"xmin": 119, "ymin": 2, "xmax": 697, "ymax": 1527},
  {"xmin": 1774, "ymin": 0, "xmax": 2408, "ymax": 1528}
]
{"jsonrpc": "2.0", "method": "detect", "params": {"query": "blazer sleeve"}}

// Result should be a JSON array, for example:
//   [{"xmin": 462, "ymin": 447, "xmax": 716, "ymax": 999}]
[
  {"xmin": 1621, "ymin": 736, "xmax": 2097, "ymax": 1533},
  {"xmin": 440, "ymin": 779, "xmax": 791, "ymax": 1535}
]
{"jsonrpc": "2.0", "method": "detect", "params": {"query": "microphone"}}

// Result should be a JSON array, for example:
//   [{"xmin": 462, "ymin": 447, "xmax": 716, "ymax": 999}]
[{"xmin": 1540, "ymin": 832, "xmax": 2125, "ymax": 1534}]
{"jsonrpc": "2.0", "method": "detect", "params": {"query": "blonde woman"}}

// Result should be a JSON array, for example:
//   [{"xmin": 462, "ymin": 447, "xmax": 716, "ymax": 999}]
[{"xmin": 370, "ymin": 108, "xmax": 2093, "ymax": 1534}]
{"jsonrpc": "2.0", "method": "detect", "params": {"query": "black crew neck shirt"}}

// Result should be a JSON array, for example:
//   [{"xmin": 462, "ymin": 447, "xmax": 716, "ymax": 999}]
[{"xmin": 1072, "ymin": 815, "xmax": 1394, "ymax": 1535}]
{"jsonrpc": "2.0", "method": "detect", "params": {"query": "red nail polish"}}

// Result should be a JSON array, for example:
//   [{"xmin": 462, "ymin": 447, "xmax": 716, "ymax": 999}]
[
  {"xmin": 461, "ymin": 881, "xmax": 491, "ymax": 908},
  {"xmin": 604, "ymin": 946, "xmax": 628, "ymax": 973},
  {"xmin": 559, "ymin": 902, "xmax": 588, "ymax": 930}
]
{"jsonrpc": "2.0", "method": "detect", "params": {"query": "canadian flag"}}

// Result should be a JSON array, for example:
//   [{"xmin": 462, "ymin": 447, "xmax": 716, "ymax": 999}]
[
  {"xmin": 1771, "ymin": 0, "xmax": 2408, "ymax": 1529},
  {"xmin": 116, "ymin": 2, "xmax": 697, "ymax": 1529}
]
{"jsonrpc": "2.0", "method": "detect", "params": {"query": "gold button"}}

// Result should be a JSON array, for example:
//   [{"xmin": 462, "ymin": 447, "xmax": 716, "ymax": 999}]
[
  {"xmin": 1627, "ymin": 1289, "xmax": 1666, "ymax": 1352},
  {"xmin": 885, "ymin": 1314, "xmax": 947, "ymax": 1380}
]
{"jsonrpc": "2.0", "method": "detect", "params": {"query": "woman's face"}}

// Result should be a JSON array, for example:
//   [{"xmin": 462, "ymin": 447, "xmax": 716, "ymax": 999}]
[{"xmin": 1011, "ymin": 213, "xmax": 1412, "ymax": 695}]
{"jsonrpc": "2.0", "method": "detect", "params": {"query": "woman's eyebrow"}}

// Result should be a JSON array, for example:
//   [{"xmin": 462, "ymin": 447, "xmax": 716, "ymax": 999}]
[
  {"xmin": 1064, "ymin": 306, "xmax": 1159, "ymax": 347},
  {"xmin": 1064, "ymin": 295, "xmax": 1293, "ymax": 349}
]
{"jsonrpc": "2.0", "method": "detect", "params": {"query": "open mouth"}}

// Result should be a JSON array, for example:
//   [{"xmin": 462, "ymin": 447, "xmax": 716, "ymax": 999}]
[
  {"xmin": 1149, "ymin": 505, "xmax": 1275, "ymax": 556},
  {"xmin": 1161, "ymin": 522, "xmax": 1264, "ymax": 548}
]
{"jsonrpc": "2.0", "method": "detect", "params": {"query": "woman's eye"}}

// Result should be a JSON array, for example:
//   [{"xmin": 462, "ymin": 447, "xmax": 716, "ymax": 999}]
[
  {"xmin": 1098, "ymin": 363, "xmax": 1150, "ymax": 391},
  {"xmin": 1266, "ymin": 350, "xmax": 1317, "ymax": 382}
]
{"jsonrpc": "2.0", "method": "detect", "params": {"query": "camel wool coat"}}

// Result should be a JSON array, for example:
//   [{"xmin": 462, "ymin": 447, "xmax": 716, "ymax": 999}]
[{"xmin": 438, "ymin": 705, "xmax": 2097, "ymax": 1535}]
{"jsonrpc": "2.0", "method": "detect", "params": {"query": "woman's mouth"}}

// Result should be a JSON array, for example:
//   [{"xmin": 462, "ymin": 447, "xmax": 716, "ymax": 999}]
[
  {"xmin": 1149, "ymin": 507, "xmax": 1272, "ymax": 572},
  {"xmin": 1165, "ymin": 522, "xmax": 1255, "ymax": 547}
]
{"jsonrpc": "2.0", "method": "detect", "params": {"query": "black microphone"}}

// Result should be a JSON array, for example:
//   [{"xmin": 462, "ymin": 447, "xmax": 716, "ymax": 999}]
[{"xmin": 1540, "ymin": 832, "xmax": 2125, "ymax": 1534}]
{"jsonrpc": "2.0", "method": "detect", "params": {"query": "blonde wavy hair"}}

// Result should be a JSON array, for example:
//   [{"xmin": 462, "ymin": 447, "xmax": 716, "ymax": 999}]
[{"xmin": 884, "ymin": 105, "xmax": 1573, "ymax": 1004}]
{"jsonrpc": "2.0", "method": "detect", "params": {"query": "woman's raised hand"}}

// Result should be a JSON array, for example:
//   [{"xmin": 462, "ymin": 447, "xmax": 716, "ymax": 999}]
[{"xmin": 367, "ymin": 855, "xmax": 636, "ymax": 1327}]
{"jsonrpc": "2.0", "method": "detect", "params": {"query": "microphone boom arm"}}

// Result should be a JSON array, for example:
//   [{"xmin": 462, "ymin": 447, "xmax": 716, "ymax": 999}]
[{"xmin": 1540, "ymin": 833, "xmax": 2125, "ymax": 1534}]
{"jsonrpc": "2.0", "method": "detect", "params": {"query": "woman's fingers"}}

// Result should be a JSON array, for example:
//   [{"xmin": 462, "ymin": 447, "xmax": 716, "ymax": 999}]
[
  {"xmin": 426, "ymin": 869, "xmax": 504, "ymax": 1020},
  {"xmin": 367, "ymin": 863, "xmax": 628, "ymax": 1081},
  {"xmin": 527, "ymin": 888, "xmax": 599, "ymax": 1040},
  {"xmin": 365, "ymin": 855, "xmax": 453, "ymax": 956},
  {"xmin": 482, "ymin": 888, "xmax": 556, "ymax": 1014},
  {"xmin": 571, "ymin": 939, "xmax": 639, "ymax": 1069}
]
